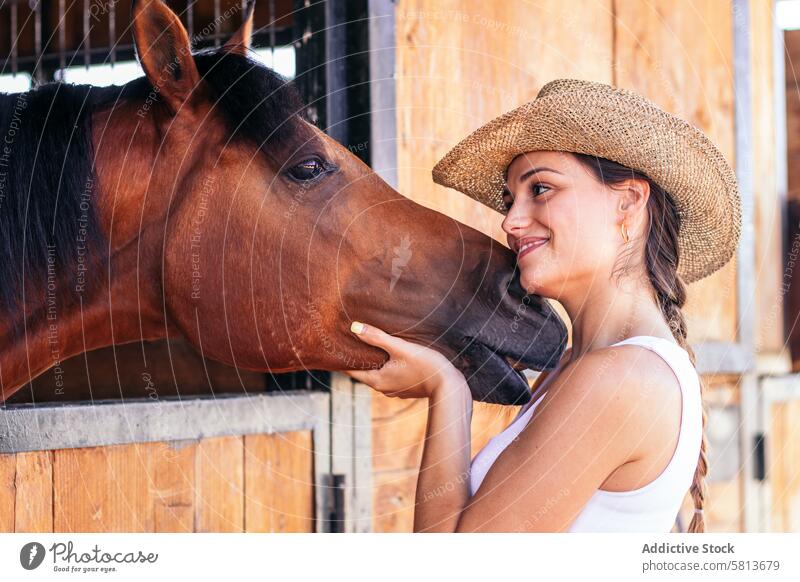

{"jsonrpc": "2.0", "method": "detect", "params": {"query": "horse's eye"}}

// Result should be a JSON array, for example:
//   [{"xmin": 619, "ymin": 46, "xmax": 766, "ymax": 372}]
[{"xmin": 287, "ymin": 158, "xmax": 327, "ymax": 182}]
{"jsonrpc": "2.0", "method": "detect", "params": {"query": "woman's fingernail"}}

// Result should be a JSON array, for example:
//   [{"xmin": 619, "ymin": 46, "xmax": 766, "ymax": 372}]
[{"xmin": 350, "ymin": 321, "xmax": 365, "ymax": 335}]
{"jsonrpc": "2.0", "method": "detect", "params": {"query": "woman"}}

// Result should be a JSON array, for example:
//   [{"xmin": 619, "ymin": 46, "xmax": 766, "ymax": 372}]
[{"xmin": 345, "ymin": 79, "xmax": 741, "ymax": 533}]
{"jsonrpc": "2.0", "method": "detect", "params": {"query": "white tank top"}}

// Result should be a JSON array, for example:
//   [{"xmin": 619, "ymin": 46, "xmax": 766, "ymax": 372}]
[{"xmin": 468, "ymin": 335, "xmax": 702, "ymax": 532}]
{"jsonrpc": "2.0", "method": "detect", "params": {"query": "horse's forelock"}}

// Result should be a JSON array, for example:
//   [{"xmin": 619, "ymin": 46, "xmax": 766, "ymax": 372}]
[{"xmin": 192, "ymin": 49, "xmax": 307, "ymax": 154}]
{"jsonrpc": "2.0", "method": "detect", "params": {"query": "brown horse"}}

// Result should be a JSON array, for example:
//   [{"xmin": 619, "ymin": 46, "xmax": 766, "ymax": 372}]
[{"xmin": 0, "ymin": 0, "xmax": 566, "ymax": 406}]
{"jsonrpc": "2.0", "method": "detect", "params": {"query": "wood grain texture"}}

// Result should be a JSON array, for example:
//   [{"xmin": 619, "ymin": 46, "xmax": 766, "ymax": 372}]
[
  {"xmin": 749, "ymin": 0, "xmax": 783, "ymax": 358},
  {"xmin": 53, "ymin": 444, "xmax": 151, "ymax": 532},
  {"xmin": 373, "ymin": 468, "xmax": 418, "ymax": 533},
  {"xmin": 614, "ymin": 0, "xmax": 737, "ymax": 344},
  {"xmin": 787, "ymin": 30, "xmax": 800, "ymax": 204},
  {"xmin": 244, "ymin": 431, "xmax": 314, "ymax": 532},
  {"xmin": 14, "ymin": 451, "xmax": 53, "ymax": 532},
  {"xmin": 371, "ymin": 390, "xmax": 523, "ymax": 532},
  {"xmin": 149, "ymin": 440, "xmax": 197, "ymax": 532},
  {"xmin": 2, "ymin": 433, "xmax": 317, "ymax": 532},
  {"xmin": 195, "ymin": 436, "xmax": 244, "ymax": 532},
  {"xmin": 395, "ymin": 0, "xmax": 613, "ymax": 244},
  {"xmin": 0, "ymin": 454, "xmax": 15, "ymax": 532},
  {"xmin": 768, "ymin": 399, "xmax": 800, "ymax": 532}
]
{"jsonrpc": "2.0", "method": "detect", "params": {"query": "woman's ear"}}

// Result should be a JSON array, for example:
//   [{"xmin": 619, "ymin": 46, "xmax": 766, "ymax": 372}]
[{"xmin": 617, "ymin": 177, "xmax": 650, "ymax": 215}]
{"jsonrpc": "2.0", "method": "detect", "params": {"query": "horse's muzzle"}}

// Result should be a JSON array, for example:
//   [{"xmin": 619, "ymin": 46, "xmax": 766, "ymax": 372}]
[{"xmin": 445, "ymin": 269, "xmax": 568, "ymax": 405}]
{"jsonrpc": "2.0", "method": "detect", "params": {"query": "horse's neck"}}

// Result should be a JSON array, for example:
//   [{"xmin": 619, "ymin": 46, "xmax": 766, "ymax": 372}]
[{"xmin": 0, "ymin": 264, "xmax": 167, "ymax": 402}]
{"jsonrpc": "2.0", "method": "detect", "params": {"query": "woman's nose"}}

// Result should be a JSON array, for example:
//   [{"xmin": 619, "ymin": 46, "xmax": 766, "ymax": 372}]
[{"xmin": 501, "ymin": 199, "xmax": 533, "ymax": 235}]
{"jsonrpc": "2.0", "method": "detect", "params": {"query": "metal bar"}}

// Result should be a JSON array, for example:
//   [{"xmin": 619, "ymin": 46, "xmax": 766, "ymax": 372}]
[
  {"xmin": 187, "ymin": 0, "xmax": 194, "ymax": 39},
  {"xmin": 324, "ymin": 0, "xmax": 347, "ymax": 144},
  {"xmin": 9, "ymin": 44, "xmax": 137, "ymax": 66},
  {"xmin": 213, "ymin": 0, "xmax": 221, "ymax": 47},
  {"xmin": 269, "ymin": 0, "xmax": 275, "ymax": 56},
  {"xmin": 33, "ymin": 0, "xmax": 41, "ymax": 83},
  {"xmin": 321, "ymin": 473, "xmax": 346, "ymax": 532},
  {"xmin": 58, "ymin": 0, "xmax": 65, "ymax": 71},
  {"xmin": 10, "ymin": 1, "xmax": 17, "ymax": 74},
  {"xmin": 83, "ymin": 0, "xmax": 90, "ymax": 68},
  {"xmin": 733, "ymin": 0, "xmax": 756, "ymax": 354},
  {"xmin": 109, "ymin": 0, "xmax": 116, "ymax": 65},
  {"xmin": 0, "ymin": 390, "xmax": 329, "ymax": 453},
  {"xmin": 367, "ymin": 0, "xmax": 398, "ymax": 188}
]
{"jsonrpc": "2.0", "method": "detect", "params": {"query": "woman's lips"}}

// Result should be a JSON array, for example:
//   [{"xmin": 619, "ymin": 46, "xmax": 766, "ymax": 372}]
[{"xmin": 516, "ymin": 238, "xmax": 549, "ymax": 260}]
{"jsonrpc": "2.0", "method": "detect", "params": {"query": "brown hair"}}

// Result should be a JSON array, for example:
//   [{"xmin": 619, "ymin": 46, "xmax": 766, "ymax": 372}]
[{"xmin": 573, "ymin": 152, "xmax": 708, "ymax": 533}]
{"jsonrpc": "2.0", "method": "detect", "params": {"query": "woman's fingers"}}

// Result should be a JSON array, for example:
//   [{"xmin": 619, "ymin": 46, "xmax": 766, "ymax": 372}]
[
  {"xmin": 350, "ymin": 321, "xmax": 402, "ymax": 352},
  {"xmin": 343, "ymin": 368, "xmax": 377, "ymax": 386}
]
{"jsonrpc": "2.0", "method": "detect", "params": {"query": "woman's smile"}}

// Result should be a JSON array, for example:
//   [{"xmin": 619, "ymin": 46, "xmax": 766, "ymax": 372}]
[{"xmin": 515, "ymin": 236, "xmax": 550, "ymax": 260}]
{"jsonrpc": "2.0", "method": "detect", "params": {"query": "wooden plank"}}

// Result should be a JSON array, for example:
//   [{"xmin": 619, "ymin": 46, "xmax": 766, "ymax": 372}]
[
  {"xmin": 767, "ymin": 399, "xmax": 800, "ymax": 532},
  {"xmin": 395, "ymin": 0, "xmax": 614, "ymax": 244},
  {"xmin": 372, "ymin": 390, "xmax": 520, "ymax": 533},
  {"xmin": 373, "ymin": 468, "xmax": 418, "ymax": 533},
  {"xmin": 53, "ymin": 444, "xmax": 151, "ymax": 532},
  {"xmin": 244, "ymin": 432, "xmax": 314, "ymax": 532},
  {"xmin": 787, "ymin": 30, "xmax": 800, "ymax": 203},
  {"xmin": 330, "ymin": 374, "xmax": 354, "ymax": 532},
  {"xmin": 195, "ymin": 436, "xmax": 244, "ymax": 532},
  {"xmin": 785, "ymin": 30, "xmax": 800, "ymax": 370},
  {"xmin": 615, "ymin": 0, "xmax": 737, "ymax": 344},
  {"xmin": 14, "ymin": 451, "xmax": 53, "ymax": 532},
  {"xmin": 0, "ymin": 454, "xmax": 15, "ymax": 532},
  {"xmin": 351, "ymin": 382, "xmax": 374, "ymax": 532},
  {"xmin": 372, "ymin": 394, "xmax": 427, "ymax": 473},
  {"xmin": 149, "ymin": 441, "xmax": 197, "ymax": 533},
  {"xmin": 749, "ymin": 0, "xmax": 783, "ymax": 359}
]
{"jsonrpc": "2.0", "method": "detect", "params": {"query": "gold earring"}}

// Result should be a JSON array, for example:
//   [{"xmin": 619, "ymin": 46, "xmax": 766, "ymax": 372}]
[{"xmin": 621, "ymin": 222, "xmax": 629, "ymax": 243}]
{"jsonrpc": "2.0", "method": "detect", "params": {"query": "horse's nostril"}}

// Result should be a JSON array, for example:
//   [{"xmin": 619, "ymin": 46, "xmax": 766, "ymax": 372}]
[{"xmin": 505, "ymin": 354, "xmax": 527, "ymax": 371}]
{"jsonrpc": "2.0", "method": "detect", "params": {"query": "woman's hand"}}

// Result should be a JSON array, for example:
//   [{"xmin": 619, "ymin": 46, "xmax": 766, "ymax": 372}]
[{"xmin": 343, "ymin": 321, "xmax": 467, "ymax": 399}]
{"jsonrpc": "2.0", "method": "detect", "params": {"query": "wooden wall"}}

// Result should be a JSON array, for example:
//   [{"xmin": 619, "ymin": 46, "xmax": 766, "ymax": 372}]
[
  {"xmin": 0, "ymin": 432, "xmax": 314, "ymax": 532},
  {"xmin": 374, "ymin": 0, "xmax": 782, "ymax": 533},
  {"xmin": 772, "ymin": 27, "xmax": 800, "ymax": 532},
  {"xmin": 786, "ymin": 29, "xmax": 800, "ymax": 368}
]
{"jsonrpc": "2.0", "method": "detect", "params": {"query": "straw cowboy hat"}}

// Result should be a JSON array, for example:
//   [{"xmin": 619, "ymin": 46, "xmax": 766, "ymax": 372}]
[{"xmin": 431, "ymin": 78, "xmax": 742, "ymax": 284}]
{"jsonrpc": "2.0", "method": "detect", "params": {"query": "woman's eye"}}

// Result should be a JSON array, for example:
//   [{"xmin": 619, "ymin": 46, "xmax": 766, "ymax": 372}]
[
  {"xmin": 287, "ymin": 158, "xmax": 327, "ymax": 181},
  {"xmin": 503, "ymin": 184, "xmax": 549, "ymax": 209},
  {"xmin": 531, "ymin": 183, "xmax": 550, "ymax": 197}
]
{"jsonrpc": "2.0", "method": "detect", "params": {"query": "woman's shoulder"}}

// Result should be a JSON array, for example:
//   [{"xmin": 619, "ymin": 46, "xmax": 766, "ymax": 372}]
[
  {"xmin": 556, "ymin": 340, "xmax": 679, "ymax": 385},
  {"xmin": 545, "ymin": 343, "xmax": 681, "ymax": 441}
]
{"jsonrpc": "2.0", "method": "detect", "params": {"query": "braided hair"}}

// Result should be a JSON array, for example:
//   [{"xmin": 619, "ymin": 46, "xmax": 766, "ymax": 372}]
[{"xmin": 573, "ymin": 153, "xmax": 708, "ymax": 533}]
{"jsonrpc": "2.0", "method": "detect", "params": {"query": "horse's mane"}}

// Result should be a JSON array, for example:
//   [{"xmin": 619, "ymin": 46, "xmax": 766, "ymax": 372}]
[
  {"xmin": 193, "ymin": 49, "xmax": 306, "ymax": 148},
  {"xmin": 0, "ymin": 49, "xmax": 304, "ymax": 333}
]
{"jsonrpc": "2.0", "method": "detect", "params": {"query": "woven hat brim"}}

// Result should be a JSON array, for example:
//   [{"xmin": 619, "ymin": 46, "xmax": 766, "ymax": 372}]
[{"xmin": 431, "ymin": 81, "xmax": 742, "ymax": 284}]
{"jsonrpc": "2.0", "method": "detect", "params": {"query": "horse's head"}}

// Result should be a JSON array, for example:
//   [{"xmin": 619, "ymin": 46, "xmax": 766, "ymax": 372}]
[{"xmin": 99, "ymin": 0, "xmax": 567, "ymax": 404}]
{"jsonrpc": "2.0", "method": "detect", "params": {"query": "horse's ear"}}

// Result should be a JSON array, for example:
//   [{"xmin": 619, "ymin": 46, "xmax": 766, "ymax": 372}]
[
  {"xmin": 223, "ymin": 0, "xmax": 256, "ymax": 56},
  {"xmin": 132, "ymin": 0, "xmax": 201, "ymax": 115}
]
